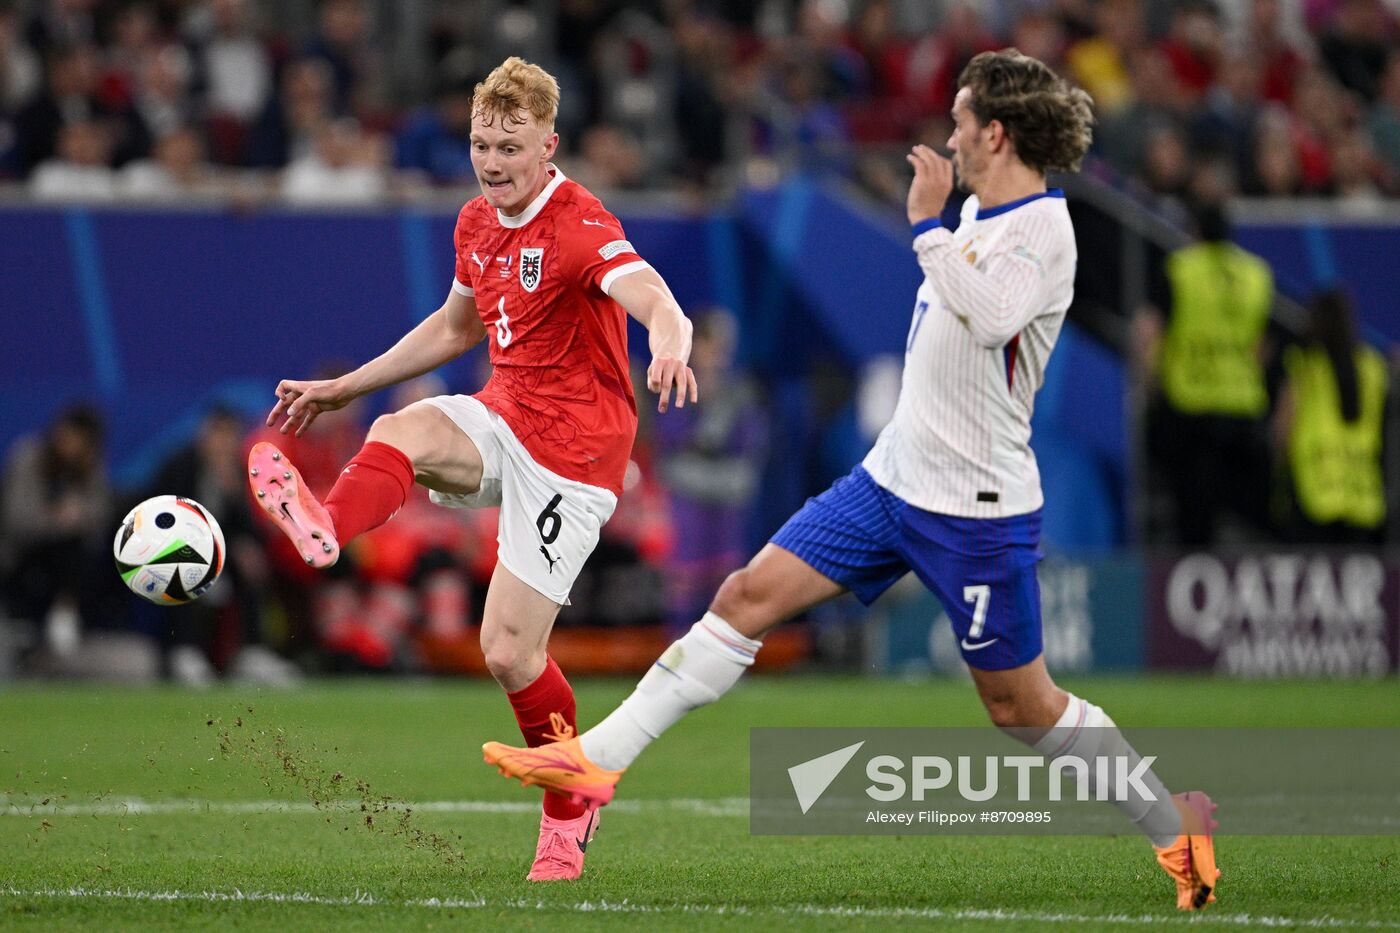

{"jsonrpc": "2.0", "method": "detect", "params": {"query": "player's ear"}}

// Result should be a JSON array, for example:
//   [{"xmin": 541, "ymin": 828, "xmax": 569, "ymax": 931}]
[
  {"xmin": 542, "ymin": 130, "xmax": 560, "ymax": 163},
  {"xmin": 986, "ymin": 119, "xmax": 1007, "ymax": 154}
]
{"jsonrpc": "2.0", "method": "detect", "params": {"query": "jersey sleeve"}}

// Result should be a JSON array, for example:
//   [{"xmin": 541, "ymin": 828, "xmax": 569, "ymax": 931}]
[
  {"xmin": 913, "ymin": 214, "xmax": 1060, "ymax": 349},
  {"xmin": 563, "ymin": 209, "xmax": 651, "ymax": 297},
  {"xmin": 451, "ymin": 205, "xmax": 478, "ymax": 298}
]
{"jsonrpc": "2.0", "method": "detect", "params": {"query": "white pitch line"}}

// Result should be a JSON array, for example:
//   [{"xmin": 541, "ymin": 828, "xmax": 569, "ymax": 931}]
[
  {"xmin": 1, "ymin": 886, "xmax": 1398, "ymax": 929},
  {"xmin": 0, "ymin": 796, "xmax": 748, "ymax": 818}
]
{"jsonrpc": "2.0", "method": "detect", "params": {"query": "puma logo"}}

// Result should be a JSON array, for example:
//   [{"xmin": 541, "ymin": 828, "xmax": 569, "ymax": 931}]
[
  {"xmin": 539, "ymin": 545, "xmax": 560, "ymax": 573},
  {"xmin": 543, "ymin": 711, "xmax": 575, "ymax": 743}
]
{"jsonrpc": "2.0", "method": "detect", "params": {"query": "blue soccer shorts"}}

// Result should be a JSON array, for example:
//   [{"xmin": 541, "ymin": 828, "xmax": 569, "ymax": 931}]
[{"xmin": 770, "ymin": 465, "xmax": 1044, "ymax": 671}]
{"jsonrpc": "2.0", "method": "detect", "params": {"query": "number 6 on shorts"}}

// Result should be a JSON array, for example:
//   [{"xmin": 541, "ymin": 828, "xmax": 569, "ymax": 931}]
[{"xmin": 536, "ymin": 494, "xmax": 563, "ymax": 544}]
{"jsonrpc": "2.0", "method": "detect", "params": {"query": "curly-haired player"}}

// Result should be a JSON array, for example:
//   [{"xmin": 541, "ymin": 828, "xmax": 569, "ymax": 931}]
[
  {"xmin": 249, "ymin": 56, "xmax": 697, "ymax": 882},
  {"xmin": 484, "ymin": 49, "xmax": 1220, "ymax": 910}
]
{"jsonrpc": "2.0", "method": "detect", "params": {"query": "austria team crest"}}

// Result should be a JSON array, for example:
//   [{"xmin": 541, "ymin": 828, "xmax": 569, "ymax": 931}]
[{"xmin": 520, "ymin": 248, "xmax": 543, "ymax": 292}]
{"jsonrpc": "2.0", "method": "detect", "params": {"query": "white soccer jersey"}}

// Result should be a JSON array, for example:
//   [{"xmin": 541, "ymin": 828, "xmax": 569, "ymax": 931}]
[{"xmin": 862, "ymin": 189, "xmax": 1076, "ymax": 518}]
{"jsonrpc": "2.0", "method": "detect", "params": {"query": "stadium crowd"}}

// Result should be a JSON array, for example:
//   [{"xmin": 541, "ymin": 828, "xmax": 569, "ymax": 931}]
[{"xmin": 0, "ymin": 0, "xmax": 1398, "ymax": 206}]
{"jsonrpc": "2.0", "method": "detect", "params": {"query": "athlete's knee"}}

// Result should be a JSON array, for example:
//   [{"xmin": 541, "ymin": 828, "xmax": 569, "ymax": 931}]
[
  {"xmin": 981, "ymin": 694, "xmax": 1023, "ymax": 730},
  {"xmin": 978, "ymin": 681, "xmax": 1066, "ymax": 730},
  {"xmin": 710, "ymin": 565, "xmax": 777, "ymax": 633},
  {"xmin": 366, "ymin": 410, "xmax": 423, "ymax": 455},
  {"xmin": 479, "ymin": 626, "xmax": 543, "ymax": 687}
]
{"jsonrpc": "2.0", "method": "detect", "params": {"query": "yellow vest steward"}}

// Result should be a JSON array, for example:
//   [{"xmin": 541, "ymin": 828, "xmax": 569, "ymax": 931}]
[
  {"xmin": 1286, "ymin": 344, "xmax": 1388, "ymax": 529},
  {"xmin": 1160, "ymin": 243, "xmax": 1273, "ymax": 417}
]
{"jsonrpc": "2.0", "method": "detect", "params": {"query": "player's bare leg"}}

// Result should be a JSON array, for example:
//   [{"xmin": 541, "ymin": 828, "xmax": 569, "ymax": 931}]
[
  {"xmin": 970, "ymin": 658, "xmax": 1218, "ymax": 910},
  {"xmin": 485, "ymin": 544, "xmax": 845, "ymax": 803},
  {"xmin": 364, "ymin": 402, "xmax": 484, "ymax": 496},
  {"xmin": 249, "ymin": 403, "xmax": 483, "ymax": 568},
  {"xmin": 479, "ymin": 562, "xmax": 600, "ymax": 881},
  {"xmin": 479, "ymin": 562, "xmax": 561, "ymax": 692}
]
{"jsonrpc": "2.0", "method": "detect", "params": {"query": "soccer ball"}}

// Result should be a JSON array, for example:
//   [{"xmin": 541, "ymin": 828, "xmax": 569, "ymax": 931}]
[{"xmin": 114, "ymin": 496, "xmax": 226, "ymax": 605}]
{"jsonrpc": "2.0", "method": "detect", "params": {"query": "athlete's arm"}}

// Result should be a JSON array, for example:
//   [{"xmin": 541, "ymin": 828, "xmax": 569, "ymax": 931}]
[
  {"xmin": 906, "ymin": 145, "xmax": 1053, "ymax": 349},
  {"xmin": 608, "ymin": 266, "xmax": 699, "ymax": 413},
  {"xmin": 267, "ymin": 288, "xmax": 486, "ymax": 436}
]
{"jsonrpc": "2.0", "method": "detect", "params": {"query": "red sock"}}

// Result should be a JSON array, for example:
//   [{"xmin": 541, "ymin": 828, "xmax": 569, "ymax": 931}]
[
  {"xmin": 323, "ymin": 441, "xmax": 414, "ymax": 543},
  {"xmin": 507, "ymin": 656, "xmax": 586, "ymax": 820}
]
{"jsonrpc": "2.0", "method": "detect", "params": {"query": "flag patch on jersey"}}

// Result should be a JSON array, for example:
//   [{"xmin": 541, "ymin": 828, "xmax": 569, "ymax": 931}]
[
  {"xmin": 598, "ymin": 239, "xmax": 635, "ymax": 261},
  {"xmin": 1010, "ymin": 245, "xmax": 1044, "ymax": 275},
  {"xmin": 520, "ymin": 248, "xmax": 543, "ymax": 291}
]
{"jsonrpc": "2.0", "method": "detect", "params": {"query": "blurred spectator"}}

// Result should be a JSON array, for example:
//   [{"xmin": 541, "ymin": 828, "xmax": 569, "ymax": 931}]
[
  {"xmin": 300, "ymin": 0, "xmax": 377, "ymax": 115},
  {"xmin": 656, "ymin": 310, "xmax": 766, "ymax": 634},
  {"xmin": 119, "ymin": 124, "xmax": 222, "ymax": 199},
  {"xmin": 1245, "ymin": 109, "xmax": 1306, "ymax": 194},
  {"xmin": 394, "ymin": 77, "xmax": 475, "ymax": 186},
  {"xmin": 1159, "ymin": 0, "xmax": 1224, "ymax": 102},
  {"xmin": 129, "ymin": 43, "xmax": 195, "ymax": 146},
  {"xmin": 760, "ymin": 52, "xmax": 853, "ymax": 174},
  {"xmin": 0, "ymin": 5, "xmax": 41, "ymax": 112},
  {"xmin": 29, "ymin": 118, "xmax": 116, "ymax": 199},
  {"xmin": 672, "ymin": 6, "xmax": 734, "ymax": 184},
  {"xmin": 1190, "ymin": 53, "xmax": 1265, "ymax": 171},
  {"xmin": 1317, "ymin": 0, "xmax": 1392, "ymax": 103},
  {"xmin": 1243, "ymin": 0, "xmax": 1312, "ymax": 106},
  {"xmin": 1010, "ymin": 8, "xmax": 1067, "ymax": 75},
  {"xmin": 1066, "ymin": 0, "xmax": 1145, "ymax": 117},
  {"xmin": 25, "ymin": 0, "xmax": 96, "ymax": 54},
  {"xmin": 1367, "ymin": 51, "xmax": 1400, "ymax": 180},
  {"xmin": 902, "ymin": 1, "xmax": 997, "ymax": 117},
  {"xmin": 1275, "ymin": 290, "xmax": 1388, "ymax": 544},
  {"xmin": 1292, "ymin": 67, "xmax": 1355, "ymax": 191},
  {"xmin": 1141, "ymin": 123, "xmax": 1192, "ymax": 200},
  {"xmin": 1, "ymin": 404, "xmax": 112, "ymax": 655},
  {"xmin": 1097, "ymin": 47, "xmax": 1187, "ymax": 178},
  {"xmin": 281, "ymin": 116, "xmax": 387, "ymax": 203},
  {"xmin": 146, "ymin": 406, "xmax": 300, "ymax": 687},
  {"xmin": 248, "ymin": 56, "xmax": 333, "ymax": 168},
  {"xmin": 1140, "ymin": 204, "xmax": 1276, "ymax": 545},
  {"xmin": 1330, "ymin": 128, "xmax": 1385, "ymax": 201},
  {"xmin": 14, "ymin": 41, "xmax": 102, "ymax": 172},
  {"xmin": 186, "ymin": 0, "xmax": 274, "ymax": 164},
  {"xmin": 565, "ymin": 122, "xmax": 647, "ymax": 192},
  {"xmin": 99, "ymin": 2, "xmax": 161, "ymax": 111}
]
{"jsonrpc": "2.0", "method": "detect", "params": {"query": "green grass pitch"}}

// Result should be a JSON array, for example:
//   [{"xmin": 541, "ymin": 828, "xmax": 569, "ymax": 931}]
[{"xmin": 1, "ymin": 675, "xmax": 1397, "ymax": 930}]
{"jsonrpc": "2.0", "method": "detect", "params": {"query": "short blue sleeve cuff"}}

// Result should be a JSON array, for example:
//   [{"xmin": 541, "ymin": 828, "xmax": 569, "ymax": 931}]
[{"xmin": 911, "ymin": 218, "xmax": 942, "ymax": 238}]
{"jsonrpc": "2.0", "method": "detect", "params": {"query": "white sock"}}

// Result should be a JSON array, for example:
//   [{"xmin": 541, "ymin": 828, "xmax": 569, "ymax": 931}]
[
  {"xmin": 580, "ymin": 612, "xmax": 761, "ymax": 771},
  {"xmin": 1033, "ymin": 694, "xmax": 1182, "ymax": 848}
]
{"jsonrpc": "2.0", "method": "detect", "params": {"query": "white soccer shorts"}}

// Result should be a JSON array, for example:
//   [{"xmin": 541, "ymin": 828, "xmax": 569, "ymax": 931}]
[{"xmin": 421, "ymin": 394, "xmax": 617, "ymax": 604}]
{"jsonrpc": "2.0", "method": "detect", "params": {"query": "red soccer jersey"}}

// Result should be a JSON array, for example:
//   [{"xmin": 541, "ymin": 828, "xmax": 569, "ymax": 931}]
[{"xmin": 452, "ymin": 165, "xmax": 647, "ymax": 496}]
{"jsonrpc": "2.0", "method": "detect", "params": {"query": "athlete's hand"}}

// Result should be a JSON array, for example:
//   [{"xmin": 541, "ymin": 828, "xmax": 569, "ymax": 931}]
[
  {"xmin": 648, "ymin": 354, "xmax": 698, "ymax": 413},
  {"xmin": 907, "ymin": 144, "xmax": 954, "ymax": 226},
  {"xmin": 265, "ymin": 378, "xmax": 355, "ymax": 437}
]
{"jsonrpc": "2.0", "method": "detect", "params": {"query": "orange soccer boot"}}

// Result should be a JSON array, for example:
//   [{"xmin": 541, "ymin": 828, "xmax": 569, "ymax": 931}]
[
  {"xmin": 483, "ymin": 736, "xmax": 624, "ymax": 809},
  {"xmin": 1154, "ymin": 791, "xmax": 1221, "ymax": 910}
]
